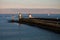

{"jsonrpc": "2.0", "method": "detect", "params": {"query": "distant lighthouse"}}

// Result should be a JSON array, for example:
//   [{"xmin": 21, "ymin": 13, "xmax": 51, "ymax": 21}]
[{"xmin": 48, "ymin": 13, "xmax": 50, "ymax": 16}]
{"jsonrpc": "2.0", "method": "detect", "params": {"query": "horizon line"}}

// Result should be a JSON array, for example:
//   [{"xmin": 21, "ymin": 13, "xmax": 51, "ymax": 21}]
[{"xmin": 0, "ymin": 8, "xmax": 60, "ymax": 9}]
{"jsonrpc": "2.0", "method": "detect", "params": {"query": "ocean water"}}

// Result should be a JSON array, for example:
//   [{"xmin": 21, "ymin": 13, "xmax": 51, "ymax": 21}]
[{"xmin": 0, "ymin": 14, "xmax": 60, "ymax": 40}]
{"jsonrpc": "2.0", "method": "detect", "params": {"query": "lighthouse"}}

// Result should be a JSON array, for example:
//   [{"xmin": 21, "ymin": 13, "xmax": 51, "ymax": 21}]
[
  {"xmin": 18, "ymin": 12, "xmax": 22, "ymax": 19},
  {"xmin": 28, "ymin": 13, "xmax": 32, "ymax": 18}
]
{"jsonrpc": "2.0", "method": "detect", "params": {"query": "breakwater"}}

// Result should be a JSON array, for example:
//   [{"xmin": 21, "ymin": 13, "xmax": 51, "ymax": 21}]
[{"xmin": 8, "ymin": 18, "xmax": 60, "ymax": 33}]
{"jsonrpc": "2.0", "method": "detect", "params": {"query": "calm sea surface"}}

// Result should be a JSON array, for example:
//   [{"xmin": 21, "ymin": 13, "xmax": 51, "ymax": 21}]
[{"xmin": 0, "ymin": 14, "xmax": 60, "ymax": 40}]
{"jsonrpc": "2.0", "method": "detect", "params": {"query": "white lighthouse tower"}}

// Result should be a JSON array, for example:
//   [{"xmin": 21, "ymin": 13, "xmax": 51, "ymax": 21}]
[
  {"xmin": 28, "ymin": 13, "xmax": 32, "ymax": 18},
  {"xmin": 18, "ymin": 12, "xmax": 22, "ymax": 19}
]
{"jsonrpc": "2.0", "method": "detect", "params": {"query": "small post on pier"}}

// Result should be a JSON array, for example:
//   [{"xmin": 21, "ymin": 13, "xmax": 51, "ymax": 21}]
[{"xmin": 12, "ymin": 16, "xmax": 14, "ymax": 21}]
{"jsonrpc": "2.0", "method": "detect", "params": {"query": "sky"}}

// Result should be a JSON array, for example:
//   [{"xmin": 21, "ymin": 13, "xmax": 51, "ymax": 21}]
[{"xmin": 0, "ymin": 0, "xmax": 60, "ymax": 9}]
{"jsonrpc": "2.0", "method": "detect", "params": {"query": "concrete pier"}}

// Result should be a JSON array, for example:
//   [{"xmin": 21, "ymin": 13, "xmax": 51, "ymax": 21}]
[
  {"xmin": 19, "ymin": 18, "xmax": 60, "ymax": 33},
  {"xmin": 8, "ymin": 18, "xmax": 60, "ymax": 33}
]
